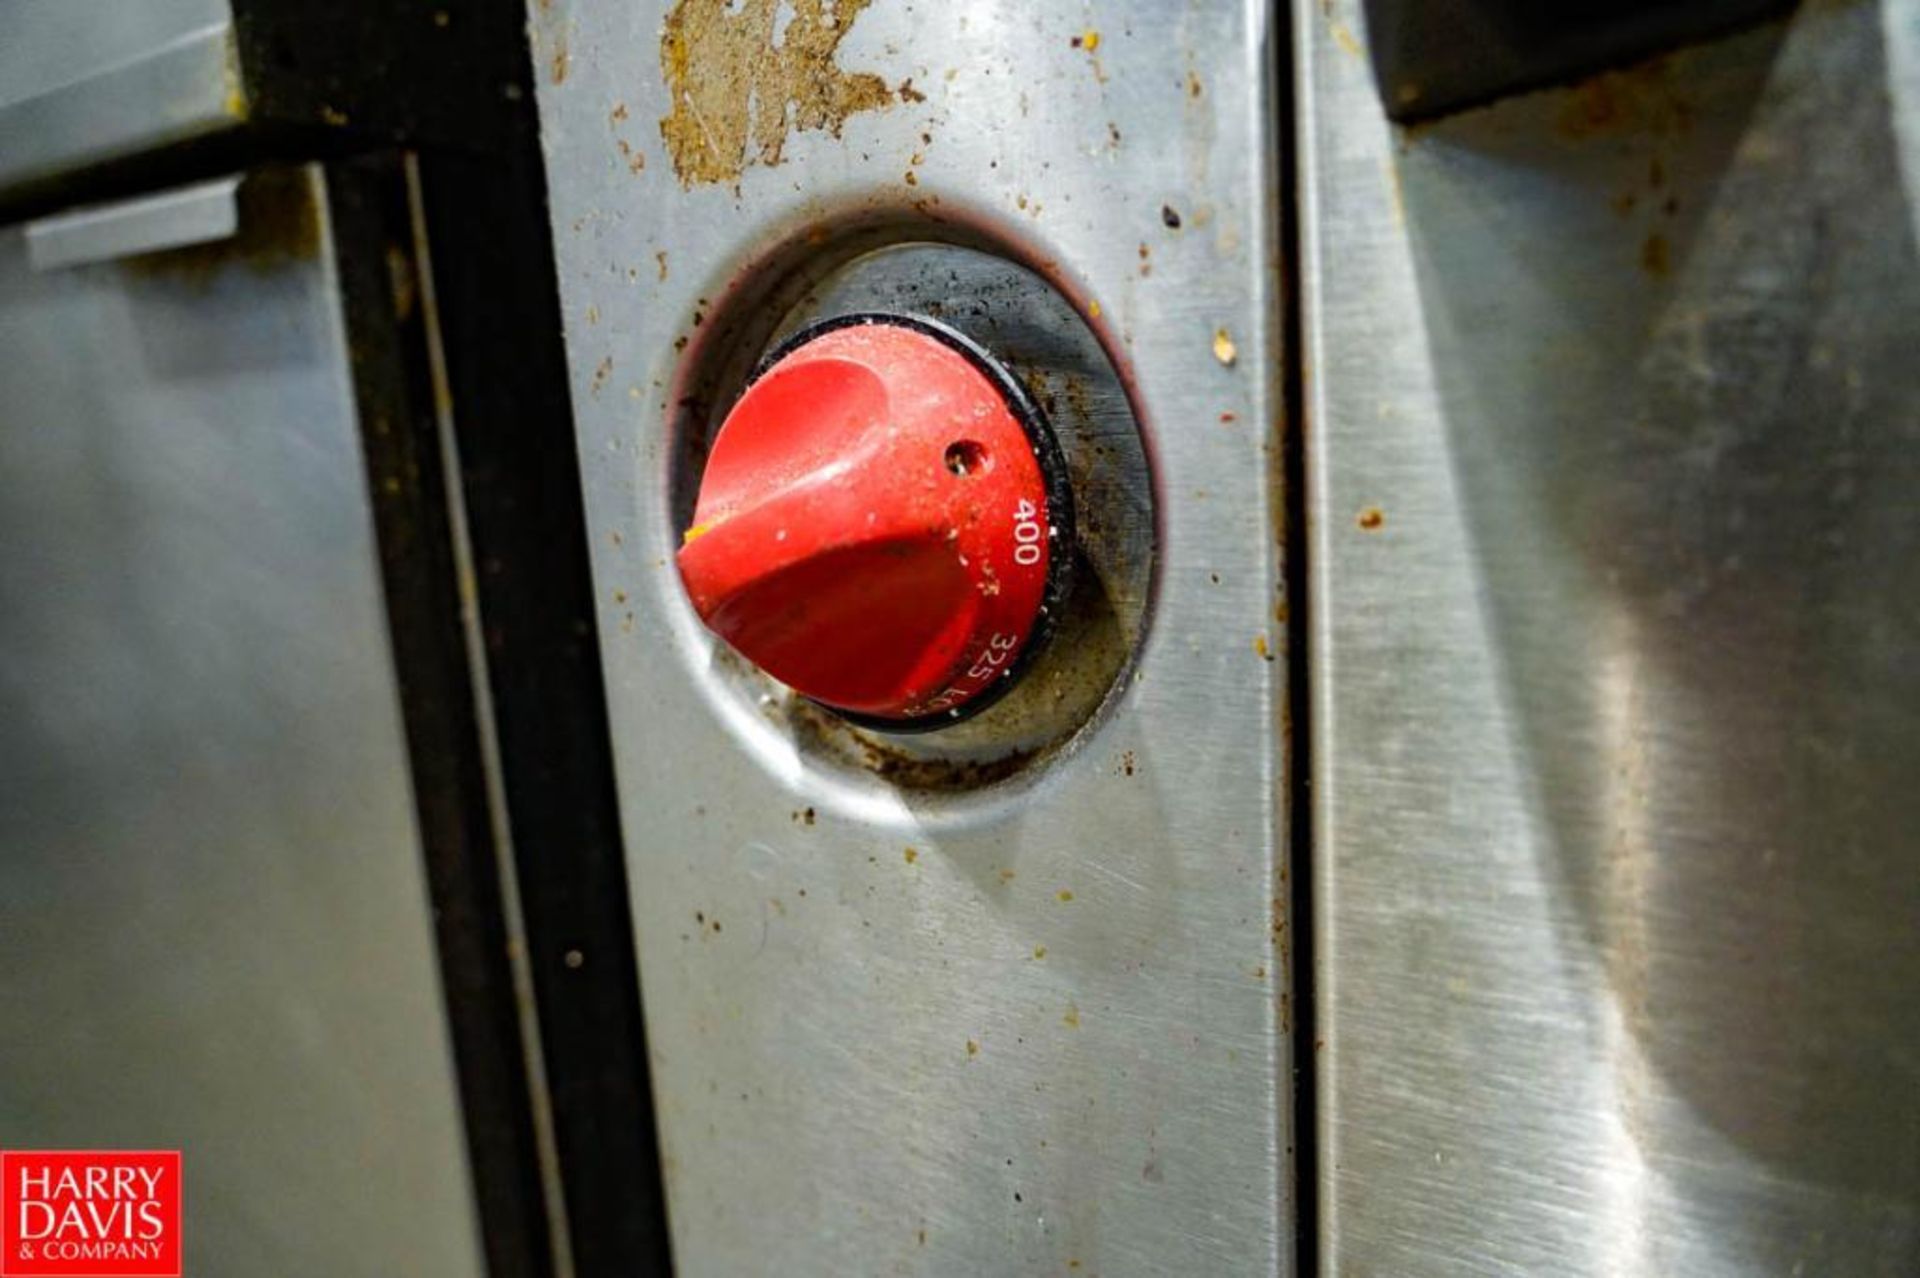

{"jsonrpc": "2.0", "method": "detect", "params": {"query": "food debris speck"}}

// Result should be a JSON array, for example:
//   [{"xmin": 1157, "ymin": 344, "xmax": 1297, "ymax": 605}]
[
  {"xmin": 966, "ymin": 1039, "xmax": 979, "ymax": 1057},
  {"xmin": 1162, "ymin": 204, "xmax": 1182, "ymax": 229},
  {"xmin": 1254, "ymin": 634, "xmax": 1273, "ymax": 661},
  {"xmin": 1056, "ymin": 889, "xmax": 1074, "ymax": 903},
  {"xmin": 904, "ymin": 847, "xmax": 918, "ymax": 864},
  {"xmin": 1213, "ymin": 328, "xmax": 1238, "ymax": 366},
  {"xmin": 1063, "ymin": 1004, "xmax": 1081, "ymax": 1028},
  {"xmin": 1033, "ymin": 945, "xmax": 1047, "ymax": 959},
  {"xmin": 1087, "ymin": 299, "xmax": 1102, "ymax": 319},
  {"xmin": 1357, "ymin": 506, "xmax": 1385, "ymax": 531}
]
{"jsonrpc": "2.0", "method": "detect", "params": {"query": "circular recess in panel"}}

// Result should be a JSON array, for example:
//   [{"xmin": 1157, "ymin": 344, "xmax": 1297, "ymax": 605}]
[{"xmin": 665, "ymin": 237, "xmax": 1156, "ymax": 795}]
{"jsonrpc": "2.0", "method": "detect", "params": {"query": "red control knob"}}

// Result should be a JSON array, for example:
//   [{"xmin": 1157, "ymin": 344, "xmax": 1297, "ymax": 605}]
[{"xmin": 676, "ymin": 315, "xmax": 1070, "ymax": 729}]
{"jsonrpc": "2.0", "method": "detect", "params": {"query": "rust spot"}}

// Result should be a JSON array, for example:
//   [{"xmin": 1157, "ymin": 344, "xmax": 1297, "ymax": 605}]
[
  {"xmin": 966, "ymin": 1038, "xmax": 979, "ymax": 1057},
  {"xmin": 903, "ymin": 847, "xmax": 918, "ymax": 864},
  {"xmin": 386, "ymin": 244, "xmax": 417, "ymax": 320},
  {"xmin": 898, "ymin": 78, "xmax": 927, "ymax": 103},
  {"xmin": 658, "ymin": 0, "xmax": 895, "ymax": 187},
  {"xmin": 1640, "ymin": 232, "xmax": 1671, "ymax": 278},
  {"xmin": 1357, "ymin": 506, "xmax": 1385, "ymax": 531},
  {"xmin": 1555, "ymin": 58, "xmax": 1693, "ymax": 142},
  {"xmin": 1253, "ymin": 634, "xmax": 1273, "ymax": 662},
  {"xmin": 656, "ymin": 250, "xmax": 669, "ymax": 281},
  {"xmin": 998, "ymin": 868, "xmax": 1017, "ymax": 883},
  {"xmin": 549, "ymin": 28, "xmax": 570, "ymax": 84}
]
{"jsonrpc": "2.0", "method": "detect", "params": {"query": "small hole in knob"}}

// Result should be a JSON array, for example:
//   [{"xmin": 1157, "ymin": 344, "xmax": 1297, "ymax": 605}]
[{"xmin": 944, "ymin": 440, "xmax": 989, "ymax": 476}]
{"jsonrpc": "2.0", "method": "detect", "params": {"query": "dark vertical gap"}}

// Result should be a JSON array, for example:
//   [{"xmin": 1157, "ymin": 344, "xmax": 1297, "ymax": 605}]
[
  {"xmin": 1276, "ymin": 3, "xmax": 1321, "ymax": 1275},
  {"xmin": 412, "ymin": 127, "xmax": 676, "ymax": 1278},
  {"xmin": 326, "ymin": 151, "xmax": 556, "ymax": 1278}
]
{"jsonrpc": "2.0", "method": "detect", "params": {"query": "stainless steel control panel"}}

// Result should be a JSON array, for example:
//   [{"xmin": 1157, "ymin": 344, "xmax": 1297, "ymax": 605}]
[{"xmin": 530, "ymin": 1, "xmax": 1292, "ymax": 1271}]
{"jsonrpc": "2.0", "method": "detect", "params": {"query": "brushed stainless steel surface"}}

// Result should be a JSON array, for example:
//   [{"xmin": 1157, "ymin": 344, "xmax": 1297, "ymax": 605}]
[
  {"xmin": 0, "ymin": 166, "xmax": 485, "ymax": 1277},
  {"xmin": 26, "ymin": 175, "xmax": 240, "ymax": 270},
  {"xmin": 1300, "ymin": 1, "xmax": 1920, "ymax": 1273},
  {"xmin": 0, "ymin": 1, "xmax": 240, "ymax": 200},
  {"xmin": 531, "ymin": 1, "xmax": 1291, "ymax": 1272}
]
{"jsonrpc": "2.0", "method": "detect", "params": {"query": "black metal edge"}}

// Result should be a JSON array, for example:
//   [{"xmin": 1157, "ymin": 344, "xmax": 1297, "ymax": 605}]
[
  {"xmin": 1363, "ymin": 0, "xmax": 1793, "ymax": 123},
  {"xmin": 735, "ymin": 311, "xmax": 1078, "ymax": 735},
  {"xmin": 1276, "ymin": 4, "xmax": 1320, "ymax": 1273},
  {"xmin": 232, "ymin": 0, "xmax": 525, "ymax": 151},
  {"xmin": 411, "ymin": 136, "xmax": 675, "ymax": 1275},
  {"xmin": 323, "ymin": 150, "xmax": 557, "ymax": 1278}
]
